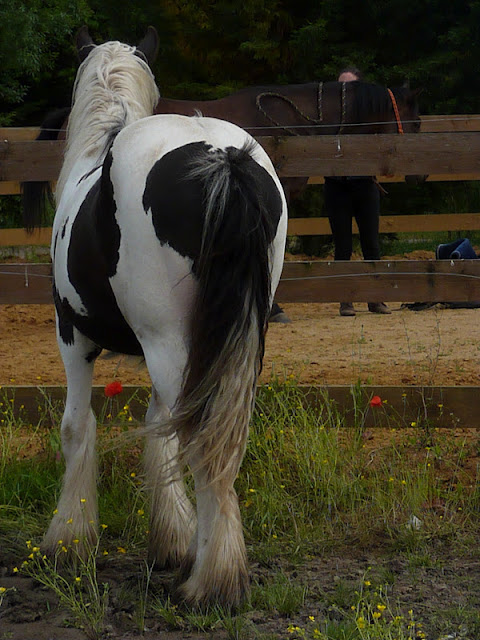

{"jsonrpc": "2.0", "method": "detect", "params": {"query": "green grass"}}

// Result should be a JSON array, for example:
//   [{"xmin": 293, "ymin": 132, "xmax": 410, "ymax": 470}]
[
  {"xmin": 380, "ymin": 229, "xmax": 480, "ymax": 256},
  {"xmin": 0, "ymin": 382, "xmax": 479, "ymax": 638},
  {"xmin": 20, "ymin": 542, "xmax": 109, "ymax": 640}
]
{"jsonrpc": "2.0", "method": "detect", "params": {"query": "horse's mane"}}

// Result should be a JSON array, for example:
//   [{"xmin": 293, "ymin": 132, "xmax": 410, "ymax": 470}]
[
  {"xmin": 343, "ymin": 82, "xmax": 393, "ymax": 124},
  {"xmin": 57, "ymin": 41, "xmax": 159, "ymax": 199}
]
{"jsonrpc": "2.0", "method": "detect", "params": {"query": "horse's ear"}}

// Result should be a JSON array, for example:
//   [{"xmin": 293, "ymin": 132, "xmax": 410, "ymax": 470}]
[
  {"xmin": 137, "ymin": 26, "xmax": 159, "ymax": 66},
  {"xmin": 76, "ymin": 26, "xmax": 95, "ymax": 62}
]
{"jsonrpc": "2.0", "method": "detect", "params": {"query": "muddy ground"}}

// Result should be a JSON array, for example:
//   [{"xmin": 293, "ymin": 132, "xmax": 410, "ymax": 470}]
[{"xmin": 1, "ymin": 546, "xmax": 479, "ymax": 640}]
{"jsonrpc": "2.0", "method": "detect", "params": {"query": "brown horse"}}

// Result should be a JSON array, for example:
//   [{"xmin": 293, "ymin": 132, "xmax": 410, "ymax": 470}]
[
  {"xmin": 23, "ymin": 79, "xmax": 421, "ymax": 218},
  {"xmin": 155, "ymin": 81, "xmax": 420, "ymax": 135}
]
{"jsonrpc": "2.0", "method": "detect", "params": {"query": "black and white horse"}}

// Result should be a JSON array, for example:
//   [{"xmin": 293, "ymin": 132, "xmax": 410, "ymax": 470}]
[{"xmin": 37, "ymin": 26, "xmax": 287, "ymax": 607}]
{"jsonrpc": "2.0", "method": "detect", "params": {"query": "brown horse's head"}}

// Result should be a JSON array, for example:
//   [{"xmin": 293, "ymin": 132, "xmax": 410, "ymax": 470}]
[
  {"xmin": 389, "ymin": 86, "xmax": 427, "ymax": 183},
  {"xmin": 389, "ymin": 86, "xmax": 422, "ymax": 134}
]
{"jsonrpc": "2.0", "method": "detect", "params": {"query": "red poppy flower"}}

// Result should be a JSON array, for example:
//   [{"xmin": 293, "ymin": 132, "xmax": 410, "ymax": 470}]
[
  {"xmin": 370, "ymin": 395, "xmax": 382, "ymax": 408},
  {"xmin": 104, "ymin": 381, "xmax": 123, "ymax": 397}
]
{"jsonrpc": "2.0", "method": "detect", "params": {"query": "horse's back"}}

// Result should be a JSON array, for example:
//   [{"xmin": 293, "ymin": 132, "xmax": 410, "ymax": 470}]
[{"xmin": 111, "ymin": 113, "xmax": 278, "ymax": 178}]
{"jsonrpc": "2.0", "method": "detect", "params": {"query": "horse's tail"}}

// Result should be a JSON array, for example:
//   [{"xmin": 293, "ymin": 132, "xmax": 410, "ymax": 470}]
[
  {"xmin": 173, "ymin": 140, "xmax": 284, "ymax": 481},
  {"xmin": 21, "ymin": 107, "xmax": 70, "ymax": 232}
]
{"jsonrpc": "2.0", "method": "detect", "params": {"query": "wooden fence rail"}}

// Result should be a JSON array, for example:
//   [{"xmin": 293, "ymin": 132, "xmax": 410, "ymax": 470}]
[
  {"xmin": 2, "ymin": 260, "xmax": 480, "ymax": 305},
  {"xmin": 1, "ymin": 384, "xmax": 477, "ymax": 428},
  {"xmin": 4, "ymin": 211, "xmax": 480, "ymax": 248},
  {"xmin": 2, "ymin": 115, "xmax": 480, "ymax": 188},
  {"xmin": 2, "ymin": 132, "xmax": 480, "ymax": 183}
]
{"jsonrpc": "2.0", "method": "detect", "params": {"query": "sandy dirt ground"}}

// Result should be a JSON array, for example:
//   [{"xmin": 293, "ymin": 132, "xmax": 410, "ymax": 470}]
[{"xmin": 1, "ymin": 301, "xmax": 479, "ymax": 389}]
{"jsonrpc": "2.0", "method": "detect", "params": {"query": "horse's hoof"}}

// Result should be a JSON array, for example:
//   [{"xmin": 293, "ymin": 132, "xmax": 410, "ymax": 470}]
[{"xmin": 269, "ymin": 311, "xmax": 291, "ymax": 323}]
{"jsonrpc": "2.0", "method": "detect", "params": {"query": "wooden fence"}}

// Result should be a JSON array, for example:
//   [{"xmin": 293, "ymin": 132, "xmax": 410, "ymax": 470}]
[
  {"xmin": 1, "ymin": 114, "xmax": 480, "ymax": 241},
  {"xmin": 1, "ymin": 117, "xmax": 480, "ymax": 426},
  {"xmin": 2, "ymin": 115, "xmax": 480, "ymax": 304}
]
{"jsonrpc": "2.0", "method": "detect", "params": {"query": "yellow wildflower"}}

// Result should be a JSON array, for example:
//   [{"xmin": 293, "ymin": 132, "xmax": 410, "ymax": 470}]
[{"xmin": 357, "ymin": 616, "xmax": 366, "ymax": 629}]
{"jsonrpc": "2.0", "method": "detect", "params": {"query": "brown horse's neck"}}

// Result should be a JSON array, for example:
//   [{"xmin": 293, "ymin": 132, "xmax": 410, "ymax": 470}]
[
  {"xmin": 155, "ymin": 96, "xmax": 233, "ymax": 122},
  {"xmin": 153, "ymin": 81, "xmax": 414, "ymax": 136},
  {"xmin": 154, "ymin": 83, "xmax": 322, "ymax": 135}
]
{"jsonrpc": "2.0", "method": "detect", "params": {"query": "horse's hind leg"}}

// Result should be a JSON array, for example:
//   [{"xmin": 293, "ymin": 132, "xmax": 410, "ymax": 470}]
[
  {"xmin": 144, "ymin": 387, "xmax": 196, "ymax": 568},
  {"xmin": 42, "ymin": 325, "xmax": 99, "ymax": 557},
  {"xmin": 179, "ymin": 449, "xmax": 249, "ymax": 608}
]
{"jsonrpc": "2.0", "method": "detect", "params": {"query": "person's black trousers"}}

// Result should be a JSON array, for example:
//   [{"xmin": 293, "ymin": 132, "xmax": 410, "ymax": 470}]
[{"xmin": 325, "ymin": 177, "xmax": 380, "ymax": 261}]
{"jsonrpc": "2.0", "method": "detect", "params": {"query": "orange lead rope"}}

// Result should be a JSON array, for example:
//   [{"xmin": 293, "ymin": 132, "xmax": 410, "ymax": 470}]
[{"xmin": 387, "ymin": 88, "xmax": 404, "ymax": 134}]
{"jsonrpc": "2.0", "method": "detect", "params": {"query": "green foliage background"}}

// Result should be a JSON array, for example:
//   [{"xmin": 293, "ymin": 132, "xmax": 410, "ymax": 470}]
[{"xmin": 2, "ymin": 1, "xmax": 480, "ymax": 240}]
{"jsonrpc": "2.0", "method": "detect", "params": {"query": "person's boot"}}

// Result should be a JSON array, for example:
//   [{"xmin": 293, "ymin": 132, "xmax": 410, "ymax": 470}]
[
  {"xmin": 339, "ymin": 302, "xmax": 356, "ymax": 316},
  {"xmin": 368, "ymin": 302, "xmax": 391, "ymax": 314}
]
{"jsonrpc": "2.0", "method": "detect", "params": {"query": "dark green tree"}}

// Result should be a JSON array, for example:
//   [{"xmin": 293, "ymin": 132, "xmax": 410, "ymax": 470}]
[
  {"xmin": 288, "ymin": 0, "xmax": 480, "ymax": 114},
  {"xmin": 2, "ymin": 0, "xmax": 480, "ymax": 239},
  {"xmin": 0, "ymin": 0, "xmax": 92, "ymax": 125}
]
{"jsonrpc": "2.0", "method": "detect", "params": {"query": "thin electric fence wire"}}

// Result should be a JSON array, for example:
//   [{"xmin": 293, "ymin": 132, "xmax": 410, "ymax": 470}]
[
  {"xmin": 25, "ymin": 114, "xmax": 480, "ymax": 137},
  {"xmin": 2, "ymin": 266, "xmax": 480, "ymax": 286}
]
